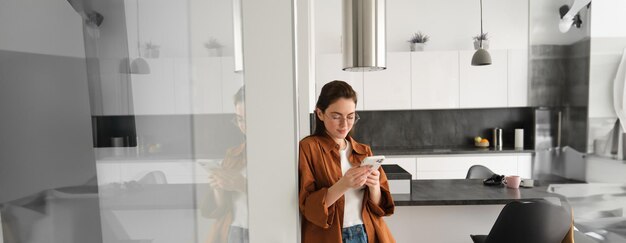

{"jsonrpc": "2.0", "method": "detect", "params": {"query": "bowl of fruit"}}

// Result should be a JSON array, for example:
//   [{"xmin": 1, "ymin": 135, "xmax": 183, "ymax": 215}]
[{"xmin": 474, "ymin": 136, "xmax": 490, "ymax": 148}]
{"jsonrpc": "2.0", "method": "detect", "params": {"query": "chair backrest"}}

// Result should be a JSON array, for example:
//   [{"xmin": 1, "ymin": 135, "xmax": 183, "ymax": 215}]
[
  {"xmin": 485, "ymin": 201, "xmax": 571, "ymax": 243},
  {"xmin": 466, "ymin": 165, "xmax": 495, "ymax": 179}
]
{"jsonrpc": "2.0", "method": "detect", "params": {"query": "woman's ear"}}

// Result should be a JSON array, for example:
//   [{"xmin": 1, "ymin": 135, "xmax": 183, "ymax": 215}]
[{"xmin": 316, "ymin": 108, "xmax": 325, "ymax": 121}]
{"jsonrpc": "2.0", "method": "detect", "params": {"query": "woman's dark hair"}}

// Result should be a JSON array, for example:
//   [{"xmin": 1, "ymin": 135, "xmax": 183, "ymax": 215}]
[{"xmin": 313, "ymin": 80, "xmax": 358, "ymax": 136}]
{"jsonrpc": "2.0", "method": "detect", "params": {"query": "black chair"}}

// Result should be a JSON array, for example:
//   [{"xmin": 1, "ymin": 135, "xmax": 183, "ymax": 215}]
[
  {"xmin": 466, "ymin": 165, "xmax": 495, "ymax": 179},
  {"xmin": 470, "ymin": 201, "xmax": 571, "ymax": 243}
]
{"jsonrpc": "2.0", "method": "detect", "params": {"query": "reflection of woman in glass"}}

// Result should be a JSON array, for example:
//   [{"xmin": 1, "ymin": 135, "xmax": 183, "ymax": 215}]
[
  {"xmin": 204, "ymin": 87, "xmax": 247, "ymax": 243},
  {"xmin": 299, "ymin": 81, "xmax": 395, "ymax": 243}
]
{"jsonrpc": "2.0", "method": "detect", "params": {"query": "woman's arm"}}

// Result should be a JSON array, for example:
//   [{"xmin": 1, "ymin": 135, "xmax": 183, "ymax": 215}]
[
  {"xmin": 365, "ymin": 169, "xmax": 381, "ymax": 205},
  {"xmin": 325, "ymin": 166, "xmax": 370, "ymax": 207}
]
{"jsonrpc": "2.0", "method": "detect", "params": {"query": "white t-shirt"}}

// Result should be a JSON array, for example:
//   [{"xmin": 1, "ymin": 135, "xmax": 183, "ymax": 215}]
[
  {"xmin": 231, "ymin": 168, "xmax": 248, "ymax": 228},
  {"xmin": 340, "ymin": 140, "xmax": 364, "ymax": 228}
]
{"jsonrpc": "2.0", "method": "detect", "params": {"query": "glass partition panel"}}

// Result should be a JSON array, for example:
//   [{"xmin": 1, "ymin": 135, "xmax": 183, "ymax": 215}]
[{"xmin": 0, "ymin": 0, "xmax": 250, "ymax": 242}]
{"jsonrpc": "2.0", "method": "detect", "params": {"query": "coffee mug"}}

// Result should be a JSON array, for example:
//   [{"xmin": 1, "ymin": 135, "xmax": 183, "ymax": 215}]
[
  {"xmin": 520, "ymin": 179, "xmax": 534, "ymax": 188},
  {"xmin": 503, "ymin": 175, "xmax": 521, "ymax": 189}
]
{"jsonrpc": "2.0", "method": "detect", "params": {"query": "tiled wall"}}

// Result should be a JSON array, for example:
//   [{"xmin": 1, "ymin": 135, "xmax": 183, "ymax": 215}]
[
  {"xmin": 311, "ymin": 108, "xmax": 535, "ymax": 150},
  {"xmin": 92, "ymin": 114, "xmax": 243, "ymax": 159}
]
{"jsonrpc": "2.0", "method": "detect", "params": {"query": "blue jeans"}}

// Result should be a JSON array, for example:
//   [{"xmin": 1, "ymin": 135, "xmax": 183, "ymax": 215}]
[{"xmin": 342, "ymin": 224, "xmax": 367, "ymax": 243}]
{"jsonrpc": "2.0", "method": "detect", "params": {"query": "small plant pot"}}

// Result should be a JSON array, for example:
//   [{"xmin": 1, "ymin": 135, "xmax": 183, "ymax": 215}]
[
  {"xmin": 207, "ymin": 47, "xmax": 223, "ymax": 57},
  {"xmin": 410, "ymin": 43, "xmax": 426, "ymax": 52},
  {"xmin": 474, "ymin": 40, "xmax": 489, "ymax": 50},
  {"xmin": 145, "ymin": 48, "xmax": 160, "ymax": 58}
]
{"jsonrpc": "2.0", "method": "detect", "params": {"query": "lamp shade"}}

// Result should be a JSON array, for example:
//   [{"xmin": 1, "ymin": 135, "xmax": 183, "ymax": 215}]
[
  {"xmin": 130, "ymin": 57, "xmax": 150, "ymax": 74},
  {"xmin": 471, "ymin": 48, "xmax": 492, "ymax": 66},
  {"xmin": 342, "ymin": 0, "xmax": 386, "ymax": 72}
]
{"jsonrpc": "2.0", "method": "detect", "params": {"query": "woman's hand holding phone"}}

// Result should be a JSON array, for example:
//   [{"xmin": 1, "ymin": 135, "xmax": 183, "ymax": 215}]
[
  {"xmin": 365, "ymin": 169, "xmax": 380, "ymax": 188},
  {"xmin": 338, "ymin": 166, "xmax": 370, "ymax": 190}
]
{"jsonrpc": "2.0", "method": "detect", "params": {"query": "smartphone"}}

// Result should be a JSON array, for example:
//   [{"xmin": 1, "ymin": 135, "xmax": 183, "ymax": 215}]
[{"xmin": 360, "ymin": 155, "xmax": 385, "ymax": 170}]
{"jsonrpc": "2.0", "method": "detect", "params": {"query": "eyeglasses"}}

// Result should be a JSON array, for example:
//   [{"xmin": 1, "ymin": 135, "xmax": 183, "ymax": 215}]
[{"xmin": 324, "ymin": 112, "xmax": 360, "ymax": 125}]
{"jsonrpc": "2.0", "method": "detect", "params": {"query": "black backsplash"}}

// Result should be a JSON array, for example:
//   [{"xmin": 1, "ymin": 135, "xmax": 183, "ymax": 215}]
[
  {"xmin": 311, "ymin": 108, "xmax": 535, "ymax": 150},
  {"xmin": 92, "ymin": 115, "xmax": 137, "ymax": 147},
  {"xmin": 92, "ymin": 114, "xmax": 244, "ymax": 158}
]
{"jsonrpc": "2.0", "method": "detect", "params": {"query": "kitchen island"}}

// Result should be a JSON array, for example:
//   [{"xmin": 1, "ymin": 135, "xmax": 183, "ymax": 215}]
[
  {"xmin": 385, "ymin": 178, "xmax": 578, "ymax": 243},
  {"xmin": 393, "ymin": 179, "xmax": 568, "ymax": 206}
]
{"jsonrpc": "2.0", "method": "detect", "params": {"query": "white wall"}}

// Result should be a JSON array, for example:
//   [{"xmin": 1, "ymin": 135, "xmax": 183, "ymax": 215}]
[
  {"xmin": 0, "ymin": 0, "xmax": 85, "ymax": 57},
  {"xmin": 587, "ymin": 0, "xmax": 626, "ymax": 152},
  {"xmin": 242, "ymin": 0, "xmax": 300, "ymax": 242},
  {"xmin": 315, "ymin": 0, "xmax": 528, "ymax": 53},
  {"xmin": 590, "ymin": 0, "xmax": 626, "ymax": 38},
  {"xmin": 589, "ymin": 0, "xmax": 626, "ymax": 119},
  {"xmin": 530, "ymin": 0, "xmax": 590, "ymax": 45}
]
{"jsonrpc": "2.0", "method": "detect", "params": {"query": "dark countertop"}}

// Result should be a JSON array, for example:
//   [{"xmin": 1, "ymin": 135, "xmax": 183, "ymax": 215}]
[
  {"xmin": 393, "ymin": 179, "xmax": 580, "ymax": 206},
  {"xmin": 381, "ymin": 164, "xmax": 411, "ymax": 180},
  {"xmin": 374, "ymin": 147, "xmax": 535, "ymax": 156}
]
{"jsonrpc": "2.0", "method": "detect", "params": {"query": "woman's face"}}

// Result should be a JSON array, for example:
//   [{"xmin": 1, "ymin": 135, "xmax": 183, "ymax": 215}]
[
  {"xmin": 317, "ymin": 98, "xmax": 356, "ymax": 141},
  {"xmin": 235, "ymin": 102, "xmax": 245, "ymax": 134}
]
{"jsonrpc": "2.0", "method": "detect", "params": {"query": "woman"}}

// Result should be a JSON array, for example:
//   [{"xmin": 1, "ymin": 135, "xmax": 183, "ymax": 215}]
[
  {"xmin": 204, "ymin": 87, "xmax": 248, "ymax": 243},
  {"xmin": 299, "ymin": 80, "xmax": 395, "ymax": 243}
]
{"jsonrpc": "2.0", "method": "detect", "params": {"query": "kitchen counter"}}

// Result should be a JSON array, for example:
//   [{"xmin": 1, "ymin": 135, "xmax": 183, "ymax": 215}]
[
  {"xmin": 381, "ymin": 164, "xmax": 411, "ymax": 180},
  {"xmin": 95, "ymin": 147, "xmax": 224, "ymax": 162},
  {"xmin": 392, "ymin": 179, "xmax": 580, "ymax": 206},
  {"xmin": 374, "ymin": 147, "xmax": 534, "ymax": 156}
]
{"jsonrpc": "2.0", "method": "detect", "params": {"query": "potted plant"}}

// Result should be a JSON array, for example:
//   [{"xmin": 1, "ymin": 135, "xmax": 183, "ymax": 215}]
[
  {"xmin": 408, "ymin": 32, "xmax": 429, "ymax": 52},
  {"xmin": 145, "ymin": 41, "xmax": 160, "ymax": 58},
  {"xmin": 473, "ymin": 32, "xmax": 489, "ymax": 50}
]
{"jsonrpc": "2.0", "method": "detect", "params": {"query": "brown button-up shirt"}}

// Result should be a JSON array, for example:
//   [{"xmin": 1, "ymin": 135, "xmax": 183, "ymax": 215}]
[{"xmin": 299, "ymin": 134, "xmax": 395, "ymax": 243}]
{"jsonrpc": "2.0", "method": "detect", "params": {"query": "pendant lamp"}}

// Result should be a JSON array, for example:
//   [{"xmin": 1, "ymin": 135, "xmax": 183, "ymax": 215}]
[
  {"xmin": 126, "ymin": 0, "xmax": 150, "ymax": 74},
  {"xmin": 471, "ymin": 0, "xmax": 491, "ymax": 66},
  {"xmin": 342, "ymin": 0, "xmax": 386, "ymax": 72}
]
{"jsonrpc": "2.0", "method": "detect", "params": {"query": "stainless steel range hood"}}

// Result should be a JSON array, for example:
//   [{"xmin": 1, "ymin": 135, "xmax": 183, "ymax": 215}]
[{"xmin": 342, "ymin": 0, "xmax": 386, "ymax": 72}]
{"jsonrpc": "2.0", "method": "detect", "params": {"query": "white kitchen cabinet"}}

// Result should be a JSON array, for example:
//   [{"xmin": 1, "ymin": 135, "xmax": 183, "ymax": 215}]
[
  {"xmin": 381, "ymin": 157, "xmax": 416, "ymax": 194},
  {"xmin": 131, "ymin": 58, "xmax": 176, "ymax": 115},
  {"xmin": 411, "ymin": 51, "xmax": 460, "ymax": 109},
  {"xmin": 383, "ymin": 157, "xmax": 417, "ymax": 179},
  {"xmin": 313, "ymin": 50, "xmax": 527, "ymax": 111},
  {"xmin": 129, "ymin": 57, "xmax": 242, "ymax": 115},
  {"xmin": 507, "ymin": 49, "xmax": 528, "ymax": 107},
  {"xmin": 186, "ymin": 56, "xmax": 244, "ymax": 114},
  {"xmin": 416, "ymin": 154, "xmax": 529, "ymax": 180},
  {"xmin": 124, "ymin": 0, "xmax": 198, "ymax": 115},
  {"xmin": 363, "ymin": 52, "xmax": 412, "ymax": 110},
  {"xmin": 459, "ymin": 50, "xmax": 508, "ymax": 108},
  {"xmin": 173, "ymin": 58, "xmax": 192, "ymax": 114},
  {"xmin": 191, "ymin": 57, "xmax": 224, "ymax": 114},
  {"xmin": 98, "ymin": 58, "xmax": 133, "ymax": 115},
  {"xmin": 315, "ymin": 53, "xmax": 364, "ymax": 110},
  {"xmin": 96, "ymin": 160, "xmax": 209, "ymax": 185},
  {"xmin": 517, "ymin": 154, "xmax": 532, "ymax": 179}
]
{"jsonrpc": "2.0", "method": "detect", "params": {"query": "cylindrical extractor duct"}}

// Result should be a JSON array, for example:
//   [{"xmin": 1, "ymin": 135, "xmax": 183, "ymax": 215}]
[{"xmin": 342, "ymin": 0, "xmax": 386, "ymax": 72}]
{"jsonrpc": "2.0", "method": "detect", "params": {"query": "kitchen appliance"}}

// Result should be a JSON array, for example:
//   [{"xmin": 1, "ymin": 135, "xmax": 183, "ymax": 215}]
[
  {"xmin": 493, "ymin": 128, "xmax": 502, "ymax": 150},
  {"xmin": 342, "ymin": 0, "xmax": 386, "ymax": 71},
  {"xmin": 533, "ymin": 108, "xmax": 586, "ymax": 181},
  {"xmin": 515, "ymin": 129, "xmax": 524, "ymax": 149}
]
